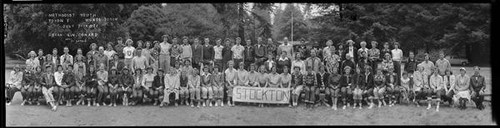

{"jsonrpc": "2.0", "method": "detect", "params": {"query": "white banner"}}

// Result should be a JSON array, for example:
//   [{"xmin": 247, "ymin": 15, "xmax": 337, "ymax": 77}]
[{"xmin": 232, "ymin": 86, "xmax": 291, "ymax": 104}]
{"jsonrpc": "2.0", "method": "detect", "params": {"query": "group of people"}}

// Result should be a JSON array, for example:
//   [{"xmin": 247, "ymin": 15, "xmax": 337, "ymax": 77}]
[{"xmin": 5, "ymin": 35, "xmax": 487, "ymax": 112}]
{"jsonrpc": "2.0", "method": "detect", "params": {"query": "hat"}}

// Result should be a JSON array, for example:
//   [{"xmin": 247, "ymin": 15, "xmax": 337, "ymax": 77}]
[
  {"xmin": 158, "ymin": 68, "xmax": 164, "ymax": 72},
  {"xmin": 146, "ymin": 66, "xmax": 153, "ymax": 70},
  {"xmin": 460, "ymin": 67, "xmax": 466, "ymax": 71},
  {"xmin": 344, "ymin": 66, "xmax": 351, "ymax": 70},
  {"xmin": 122, "ymin": 67, "xmax": 129, "ymax": 71},
  {"xmin": 110, "ymin": 66, "xmax": 117, "ymax": 71},
  {"xmin": 28, "ymin": 51, "xmax": 36, "ymax": 57}
]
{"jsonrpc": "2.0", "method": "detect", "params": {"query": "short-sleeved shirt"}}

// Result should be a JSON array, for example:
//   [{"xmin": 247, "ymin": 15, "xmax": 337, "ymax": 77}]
[
  {"xmin": 231, "ymin": 45, "xmax": 245, "ymax": 59},
  {"xmin": 123, "ymin": 46, "xmax": 136, "ymax": 59},
  {"xmin": 160, "ymin": 42, "xmax": 171, "ymax": 55},
  {"xmin": 104, "ymin": 50, "xmax": 116, "ymax": 60},
  {"xmin": 391, "ymin": 49, "xmax": 403, "ymax": 61},
  {"xmin": 180, "ymin": 44, "xmax": 192, "ymax": 59},
  {"xmin": 213, "ymin": 45, "xmax": 224, "ymax": 60}
]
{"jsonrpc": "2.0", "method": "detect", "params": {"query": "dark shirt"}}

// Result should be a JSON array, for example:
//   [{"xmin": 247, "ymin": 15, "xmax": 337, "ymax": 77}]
[
  {"xmin": 254, "ymin": 44, "xmax": 266, "ymax": 58},
  {"xmin": 341, "ymin": 60, "xmax": 356, "ymax": 75},
  {"xmin": 316, "ymin": 72, "xmax": 329, "ymax": 87},
  {"xmin": 303, "ymin": 72, "xmax": 316, "ymax": 87},
  {"xmin": 361, "ymin": 72, "xmax": 374, "ymax": 89},
  {"xmin": 470, "ymin": 74, "xmax": 485, "ymax": 92},
  {"xmin": 42, "ymin": 72, "xmax": 56, "ymax": 88},
  {"xmin": 192, "ymin": 44, "xmax": 204, "ymax": 64},
  {"xmin": 119, "ymin": 73, "xmax": 134, "ymax": 88},
  {"xmin": 291, "ymin": 73, "xmax": 303, "ymax": 88},
  {"xmin": 244, "ymin": 45, "xmax": 255, "ymax": 61},
  {"xmin": 405, "ymin": 58, "xmax": 418, "ymax": 73},
  {"xmin": 222, "ymin": 46, "xmax": 233, "ymax": 62},
  {"xmin": 328, "ymin": 73, "xmax": 341, "ymax": 89},
  {"xmin": 153, "ymin": 75, "xmax": 165, "ymax": 89},
  {"xmin": 84, "ymin": 73, "xmax": 98, "ymax": 88},
  {"xmin": 180, "ymin": 75, "xmax": 188, "ymax": 87},
  {"xmin": 202, "ymin": 44, "xmax": 214, "ymax": 62},
  {"xmin": 339, "ymin": 74, "xmax": 353, "ymax": 88},
  {"xmin": 108, "ymin": 74, "xmax": 120, "ymax": 85},
  {"xmin": 62, "ymin": 72, "xmax": 76, "ymax": 87}
]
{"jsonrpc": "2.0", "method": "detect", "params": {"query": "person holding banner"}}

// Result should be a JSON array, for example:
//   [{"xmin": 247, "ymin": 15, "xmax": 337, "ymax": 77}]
[
  {"xmin": 280, "ymin": 66, "xmax": 292, "ymax": 107},
  {"xmin": 291, "ymin": 66, "xmax": 304, "ymax": 107},
  {"xmin": 237, "ymin": 62, "xmax": 249, "ymax": 87},
  {"xmin": 267, "ymin": 66, "xmax": 282, "ymax": 106},
  {"xmin": 340, "ymin": 66, "xmax": 354, "ymax": 109},
  {"xmin": 201, "ymin": 66, "xmax": 213, "ymax": 107},
  {"xmin": 224, "ymin": 60, "xmax": 238, "ymax": 107},
  {"xmin": 248, "ymin": 64, "xmax": 260, "ymax": 87},
  {"xmin": 211, "ymin": 66, "xmax": 225, "ymax": 107},
  {"xmin": 303, "ymin": 66, "xmax": 317, "ymax": 108},
  {"xmin": 257, "ymin": 65, "xmax": 269, "ymax": 107}
]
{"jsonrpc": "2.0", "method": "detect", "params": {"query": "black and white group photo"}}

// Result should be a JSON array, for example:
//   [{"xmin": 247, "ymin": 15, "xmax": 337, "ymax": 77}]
[{"xmin": 3, "ymin": 2, "xmax": 494, "ymax": 126}]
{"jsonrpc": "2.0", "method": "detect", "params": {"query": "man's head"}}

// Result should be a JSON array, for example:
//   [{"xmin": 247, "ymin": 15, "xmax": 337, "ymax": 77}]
[
  {"xmin": 474, "ymin": 66, "xmax": 480, "ymax": 75},
  {"xmin": 64, "ymin": 46, "xmax": 70, "ymax": 54},
  {"xmin": 236, "ymin": 37, "xmax": 241, "ymax": 45},
  {"xmin": 246, "ymin": 39, "xmax": 251, "ymax": 45},
  {"xmin": 360, "ymin": 41, "xmax": 367, "ymax": 48},
  {"xmin": 117, "ymin": 37, "xmax": 123, "ymax": 44}
]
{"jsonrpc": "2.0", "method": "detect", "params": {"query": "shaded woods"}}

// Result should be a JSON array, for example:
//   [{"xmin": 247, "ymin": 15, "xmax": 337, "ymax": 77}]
[{"xmin": 4, "ymin": 3, "xmax": 490, "ymax": 65}]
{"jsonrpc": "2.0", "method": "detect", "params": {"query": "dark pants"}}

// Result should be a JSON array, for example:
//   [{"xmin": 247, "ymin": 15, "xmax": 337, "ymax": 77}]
[
  {"xmin": 472, "ymin": 91, "xmax": 485, "ymax": 109},
  {"xmin": 233, "ymin": 58, "xmax": 243, "ymax": 69},
  {"xmin": 244, "ymin": 59, "xmax": 254, "ymax": 70},
  {"xmin": 393, "ymin": 61, "xmax": 401, "ymax": 85},
  {"xmin": 304, "ymin": 86, "xmax": 316, "ymax": 103},
  {"xmin": 97, "ymin": 85, "xmax": 109, "ymax": 104},
  {"xmin": 6, "ymin": 87, "xmax": 22, "ymax": 102}
]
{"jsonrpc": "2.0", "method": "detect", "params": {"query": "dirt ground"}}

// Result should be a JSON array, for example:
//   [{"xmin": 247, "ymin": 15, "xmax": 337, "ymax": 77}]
[{"xmin": 4, "ymin": 58, "xmax": 496, "ymax": 125}]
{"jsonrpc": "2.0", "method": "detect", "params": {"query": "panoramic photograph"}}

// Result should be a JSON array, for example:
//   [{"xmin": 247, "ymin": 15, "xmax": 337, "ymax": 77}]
[{"xmin": 4, "ymin": 3, "xmax": 494, "ymax": 126}]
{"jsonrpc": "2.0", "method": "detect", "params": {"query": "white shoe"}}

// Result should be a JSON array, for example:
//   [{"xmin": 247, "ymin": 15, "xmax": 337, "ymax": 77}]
[
  {"xmin": 359, "ymin": 106, "xmax": 362, "ymax": 109},
  {"xmin": 191, "ymin": 104, "xmax": 194, "ymax": 107},
  {"xmin": 221, "ymin": 103, "xmax": 224, "ymax": 107},
  {"xmin": 353, "ymin": 106, "xmax": 357, "ymax": 109},
  {"xmin": 113, "ymin": 103, "xmax": 117, "ymax": 107},
  {"xmin": 215, "ymin": 103, "xmax": 218, "ymax": 107},
  {"xmin": 52, "ymin": 106, "xmax": 57, "ymax": 111},
  {"xmin": 436, "ymin": 106, "xmax": 440, "ymax": 112},
  {"xmin": 96, "ymin": 103, "xmax": 100, "ymax": 107},
  {"xmin": 209, "ymin": 103, "xmax": 212, "ymax": 107},
  {"xmin": 342, "ymin": 105, "xmax": 346, "ymax": 109},
  {"xmin": 203, "ymin": 103, "xmax": 206, "ymax": 107},
  {"xmin": 21, "ymin": 101, "xmax": 26, "ymax": 106},
  {"xmin": 427, "ymin": 104, "xmax": 431, "ymax": 110}
]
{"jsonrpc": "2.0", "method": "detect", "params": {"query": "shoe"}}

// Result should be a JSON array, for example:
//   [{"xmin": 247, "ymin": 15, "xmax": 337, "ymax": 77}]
[
  {"xmin": 221, "ymin": 103, "xmax": 224, "ymax": 107},
  {"xmin": 96, "ymin": 103, "xmax": 100, "ymax": 107},
  {"xmin": 153, "ymin": 101, "xmax": 158, "ymax": 106},
  {"xmin": 37, "ymin": 101, "xmax": 41, "ymax": 106},
  {"xmin": 378, "ymin": 103, "xmax": 382, "ymax": 108},
  {"xmin": 191, "ymin": 104, "xmax": 194, "ymax": 107},
  {"xmin": 353, "ymin": 106, "xmax": 357, "ymax": 109},
  {"xmin": 76, "ymin": 100, "xmax": 81, "ymax": 105},
  {"xmin": 53, "ymin": 106, "xmax": 57, "ymax": 111},
  {"xmin": 347, "ymin": 103, "xmax": 350, "ymax": 107},
  {"xmin": 88, "ymin": 102, "xmax": 91, "ymax": 106},
  {"xmin": 342, "ymin": 105, "xmax": 346, "ymax": 109},
  {"xmin": 103, "ymin": 102, "xmax": 107, "ymax": 106},
  {"xmin": 108, "ymin": 103, "xmax": 113, "ymax": 106},
  {"xmin": 159, "ymin": 102, "xmax": 164, "ymax": 107},
  {"xmin": 426, "ymin": 104, "xmax": 431, "ymax": 110},
  {"xmin": 368, "ymin": 104, "xmax": 373, "ymax": 109},
  {"xmin": 436, "ymin": 106, "xmax": 440, "ymax": 112},
  {"xmin": 175, "ymin": 103, "xmax": 178, "ymax": 106},
  {"xmin": 215, "ymin": 102, "xmax": 218, "ymax": 107},
  {"xmin": 28, "ymin": 101, "xmax": 33, "ymax": 105},
  {"xmin": 21, "ymin": 101, "xmax": 26, "ymax": 106},
  {"xmin": 289, "ymin": 104, "xmax": 292, "ymax": 108},
  {"xmin": 68, "ymin": 102, "xmax": 72, "ymax": 107},
  {"xmin": 203, "ymin": 103, "xmax": 206, "ymax": 107},
  {"xmin": 113, "ymin": 103, "xmax": 117, "ymax": 107}
]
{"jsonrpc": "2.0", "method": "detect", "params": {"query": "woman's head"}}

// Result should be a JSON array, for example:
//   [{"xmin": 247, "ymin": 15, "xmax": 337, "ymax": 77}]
[{"xmin": 283, "ymin": 66, "xmax": 289, "ymax": 74}]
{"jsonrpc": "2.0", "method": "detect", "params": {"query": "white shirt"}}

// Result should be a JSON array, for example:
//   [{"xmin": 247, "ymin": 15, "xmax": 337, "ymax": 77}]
[
  {"xmin": 347, "ymin": 46, "xmax": 355, "ymax": 58},
  {"xmin": 123, "ymin": 46, "xmax": 136, "ymax": 59},
  {"xmin": 214, "ymin": 45, "xmax": 224, "ymax": 60},
  {"xmin": 160, "ymin": 42, "xmax": 171, "ymax": 55},
  {"xmin": 231, "ymin": 45, "xmax": 245, "ymax": 59},
  {"xmin": 59, "ymin": 54, "xmax": 74, "ymax": 66},
  {"xmin": 54, "ymin": 71, "xmax": 65, "ymax": 86},
  {"xmin": 391, "ymin": 49, "xmax": 403, "ymax": 61},
  {"xmin": 104, "ymin": 50, "xmax": 116, "ymax": 60}
]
